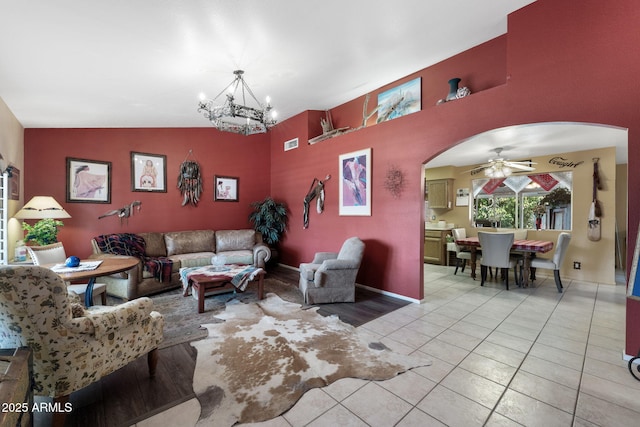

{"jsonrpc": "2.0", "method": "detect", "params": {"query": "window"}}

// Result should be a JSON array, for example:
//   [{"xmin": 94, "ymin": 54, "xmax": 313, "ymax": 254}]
[{"xmin": 471, "ymin": 172, "xmax": 572, "ymax": 230}]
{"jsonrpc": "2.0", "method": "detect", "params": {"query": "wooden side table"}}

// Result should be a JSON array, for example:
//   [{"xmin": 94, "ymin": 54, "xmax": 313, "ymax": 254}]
[{"xmin": 0, "ymin": 347, "xmax": 33, "ymax": 427}]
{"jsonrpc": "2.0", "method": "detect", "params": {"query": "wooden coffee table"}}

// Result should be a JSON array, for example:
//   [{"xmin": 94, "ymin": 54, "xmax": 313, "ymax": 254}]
[{"xmin": 188, "ymin": 270, "xmax": 265, "ymax": 313}]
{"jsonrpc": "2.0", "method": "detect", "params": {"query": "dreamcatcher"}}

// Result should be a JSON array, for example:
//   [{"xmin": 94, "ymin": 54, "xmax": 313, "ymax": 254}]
[{"xmin": 177, "ymin": 150, "xmax": 202, "ymax": 206}]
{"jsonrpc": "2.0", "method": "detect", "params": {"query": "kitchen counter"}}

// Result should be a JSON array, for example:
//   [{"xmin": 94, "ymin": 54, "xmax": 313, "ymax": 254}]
[{"xmin": 425, "ymin": 222, "xmax": 454, "ymax": 231}]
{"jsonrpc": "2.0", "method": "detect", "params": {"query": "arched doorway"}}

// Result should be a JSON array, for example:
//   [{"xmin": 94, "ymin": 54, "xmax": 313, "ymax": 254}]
[{"xmin": 421, "ymin": 122, "xmax": 628, "ymax": 289}]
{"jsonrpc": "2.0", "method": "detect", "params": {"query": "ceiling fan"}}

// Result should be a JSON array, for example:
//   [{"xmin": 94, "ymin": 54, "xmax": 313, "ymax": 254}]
[{"xmin": 467, "ymin": 147, "xmax": 536, "ymax": 177}]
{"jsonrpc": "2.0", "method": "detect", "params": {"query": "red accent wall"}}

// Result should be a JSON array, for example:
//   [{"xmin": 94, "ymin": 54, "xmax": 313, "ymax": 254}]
[
  {"xmin": 22, "ymin": 0, "xmax": 640, "ymax": 354},
  {"xmin": 24, "ymin": 128, "xmax": 270, "ymax": 257},
  {"xmin": 269, "ymin": 0, "xmax": 640, "ymax": 353}
]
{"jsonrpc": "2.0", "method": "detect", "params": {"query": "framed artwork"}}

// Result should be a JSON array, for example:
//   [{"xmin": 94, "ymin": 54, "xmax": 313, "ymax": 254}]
[
  {"xmin": 284, "ymin": 137, "xmax": 299, "ymax": 151},
  {"xmin": 214, "ymin": 175, "xmax": 239, "ymax": 202},
  {"xmin": 131, "ymin": 152, "xmax": 167, "ymax": 192},
  {"xmin": 8, "ymin": 167, "xmax": 19, "ymax": 200},
  {"xmin": 66, "ymin": 157, "xmax": 111, "ymax": 203},
  {"xmin": 339, "ymin": 148, "xmax": 371, "ymax": 216},
  {"xmin": 376, "ymin": 77, "xmax": 421, "ymax": 123}
]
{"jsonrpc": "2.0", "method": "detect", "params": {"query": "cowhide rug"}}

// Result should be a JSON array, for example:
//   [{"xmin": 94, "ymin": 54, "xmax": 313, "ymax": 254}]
[{"xmin": 190, "ymin": 293, "xmax": 431, "ymax": 427}]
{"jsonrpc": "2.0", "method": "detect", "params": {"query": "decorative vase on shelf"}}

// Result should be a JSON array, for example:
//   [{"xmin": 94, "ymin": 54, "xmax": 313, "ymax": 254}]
[
  {"xmin": 437, "ymin": 78, "xmax": 471, "ymax": 105},
  {"xmin": 446, "ymin": 78, "xmax": 461, "ymax": 101}
]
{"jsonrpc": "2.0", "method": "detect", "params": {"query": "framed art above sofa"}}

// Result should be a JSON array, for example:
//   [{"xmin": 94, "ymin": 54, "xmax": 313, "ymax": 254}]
[
  {"xmin": 131, "ymin": 151, "xmax": 167, "ymax": 192},
  {"xmin": 214, "ymin": 175, "xmax": 239, "ymax": 202},
  {"xmin": 66, "ymin": 157, "xmax": 111, "ymax": 203}
]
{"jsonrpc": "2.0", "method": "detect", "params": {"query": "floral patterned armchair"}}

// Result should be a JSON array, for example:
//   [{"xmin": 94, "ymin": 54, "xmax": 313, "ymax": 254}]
[{"xmin": 0, "ymin": 265, "xmax": 164, "ymax": 420}]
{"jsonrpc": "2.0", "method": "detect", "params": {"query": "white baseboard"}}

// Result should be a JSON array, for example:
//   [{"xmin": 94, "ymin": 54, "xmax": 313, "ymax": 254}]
[
  {"xmin": 623, "ymin": 351, "xmax": 640, "ymax": 363},
  {"xmin": 277, "ymin": 263, "xmax": 299, "ymax": 271},
  {"xmin": 354, "ymin": 283, "xmax": 421, "ymax": 304}
]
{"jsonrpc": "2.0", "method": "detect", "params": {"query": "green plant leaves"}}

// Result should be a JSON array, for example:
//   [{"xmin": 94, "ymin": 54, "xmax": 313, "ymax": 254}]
[
  {"xmin": 248, "ymin": 197, "xmax": 288, "ymax": 246},
  {"xmin": 22, "ymin": 219, "xmax": 64, "ymax": 245}
]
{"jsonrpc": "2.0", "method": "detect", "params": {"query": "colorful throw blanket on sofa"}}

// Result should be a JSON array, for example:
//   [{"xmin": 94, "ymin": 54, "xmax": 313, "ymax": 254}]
[{"xmin": 94, "ymin": 233, "xmax": 173, "ymax": 283}]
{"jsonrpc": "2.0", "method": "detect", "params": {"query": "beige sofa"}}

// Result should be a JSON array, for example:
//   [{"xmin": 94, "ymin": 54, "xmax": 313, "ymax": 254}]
[{"xmin": 90, "ymin": 229, "xmax": 270, "ymax": 300}]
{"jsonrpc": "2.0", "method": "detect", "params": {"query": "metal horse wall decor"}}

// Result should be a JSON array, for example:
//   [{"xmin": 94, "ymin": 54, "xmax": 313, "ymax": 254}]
[
  {"xmin": 303, "ymin": 175, "xmax": 331, "ymax": 228},
  {"xmin": 98, "ymin": 200, "xmax": 142, "ymax": 224}
]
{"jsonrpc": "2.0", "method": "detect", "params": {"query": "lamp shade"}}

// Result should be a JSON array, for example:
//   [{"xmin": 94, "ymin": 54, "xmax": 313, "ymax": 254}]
[{"xmin": 14, "ymin": 196, "xmax": 71, "ymax": 220}]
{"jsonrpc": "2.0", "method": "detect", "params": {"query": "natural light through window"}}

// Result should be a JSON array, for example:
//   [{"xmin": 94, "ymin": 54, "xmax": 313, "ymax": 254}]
[{"xmin": 471, "ymin": 172, "xmax": 572, "ymax": 230}]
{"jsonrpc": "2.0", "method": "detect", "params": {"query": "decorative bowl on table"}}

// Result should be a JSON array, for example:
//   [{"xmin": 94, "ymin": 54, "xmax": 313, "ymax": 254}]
[
  {"xmin": 210, "ymin": 255, "xmax": 229, "ymax": 272},
  {"xmin": 65, "ymin": 256, "xmax": 80, "ymax": 268}
]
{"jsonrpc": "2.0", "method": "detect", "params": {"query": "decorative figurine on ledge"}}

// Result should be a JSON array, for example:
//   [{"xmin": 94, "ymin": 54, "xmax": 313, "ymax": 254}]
[
  {"xmin": 308, "ymin": 111, "xmax": 349, "ymax": 145},
  {"xmin": 437, "ymin": 78, "xmax": 471, "ymax": 105}
]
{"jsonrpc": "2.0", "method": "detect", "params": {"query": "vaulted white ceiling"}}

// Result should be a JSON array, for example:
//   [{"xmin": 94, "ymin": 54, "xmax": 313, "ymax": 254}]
[
  {"xmin": 0, "ymin": 0, "xmax": 535, "ymax": 128},
  {"xmin": 1, "ymin": 1, "xmax": 627, "ymax": 165}
]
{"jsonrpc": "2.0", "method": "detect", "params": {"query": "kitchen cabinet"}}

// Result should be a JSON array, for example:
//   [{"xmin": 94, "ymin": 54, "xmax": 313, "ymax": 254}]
[
  {"xmin": 424, "ymin": 229, "xmax": 451, "ymax": 265},
  {"xmin": 426, "ymin": 179, "xmax": 453, "ymax": 210}
]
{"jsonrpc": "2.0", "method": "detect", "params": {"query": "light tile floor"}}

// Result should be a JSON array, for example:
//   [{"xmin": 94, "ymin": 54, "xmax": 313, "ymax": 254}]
[{"xmin": 251, "ymin": 264, "xmax": 638, "ymax": 427}]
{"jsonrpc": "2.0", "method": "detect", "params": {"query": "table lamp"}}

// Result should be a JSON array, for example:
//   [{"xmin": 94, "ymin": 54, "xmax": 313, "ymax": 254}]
[{"xmin": 14, "ymin": 196, "xmax": 71, "ymax": 245}]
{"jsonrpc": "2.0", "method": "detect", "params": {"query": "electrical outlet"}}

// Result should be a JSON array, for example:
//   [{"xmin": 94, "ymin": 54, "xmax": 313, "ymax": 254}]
[{"xmin": 573, "ymin": 261, "xmax": 581, "ymax": 270}]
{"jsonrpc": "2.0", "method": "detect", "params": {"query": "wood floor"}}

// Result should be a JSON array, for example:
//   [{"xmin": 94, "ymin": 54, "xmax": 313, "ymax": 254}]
[{"xmin": 37, "ymin": 265, "xmax": 410, "ymax": 427}]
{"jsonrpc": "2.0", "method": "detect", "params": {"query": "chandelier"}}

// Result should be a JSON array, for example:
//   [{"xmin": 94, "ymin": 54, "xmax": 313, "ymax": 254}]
[{"xmin": 198, "ymin": 70, "xmax": 277, "ymax": 135}]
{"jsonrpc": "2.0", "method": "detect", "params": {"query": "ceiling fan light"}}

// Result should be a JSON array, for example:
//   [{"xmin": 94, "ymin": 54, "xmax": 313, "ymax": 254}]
[{"xmin": 485, "ymin": 163, "xmax": 512, "ymax": 178}]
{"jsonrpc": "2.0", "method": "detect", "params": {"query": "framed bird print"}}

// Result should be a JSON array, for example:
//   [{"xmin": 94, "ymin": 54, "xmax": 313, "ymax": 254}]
[{"xmin": 339, "ymin": 148, "xmax": 371, "ymax": 216}]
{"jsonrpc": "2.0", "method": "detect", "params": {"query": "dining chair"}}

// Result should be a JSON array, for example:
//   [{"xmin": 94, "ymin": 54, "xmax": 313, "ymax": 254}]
[
  {"xmin": 26, "ymin": 242, "xmax": 108, "ymax": 305},
  {"xmin": 451, "ymin": 228, "xmax": 472, "ymax": 275},
  {"xmin": 530, "ymin": 232, "xmax": 571, "ymax": 292},
  {"xmin": 477, "ymin": 232, "xmax": 520, "ymax": 290}
]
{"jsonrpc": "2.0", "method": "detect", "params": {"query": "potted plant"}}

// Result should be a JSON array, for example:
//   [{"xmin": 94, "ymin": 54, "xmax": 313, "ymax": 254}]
[
  {"xmin": 22, "ymin": 218, "xmax": 64, "ymax": 246},
  {"xmin": 248, "ymin": 198, "xmax": 288, "ymax": 262},
  {"xmin": 533, "ymin": 204, "xmax": 547, "ymax": 218},
  {"xmin": 540, "ymin": 187, "xmax": 571, "ymax": 208}
]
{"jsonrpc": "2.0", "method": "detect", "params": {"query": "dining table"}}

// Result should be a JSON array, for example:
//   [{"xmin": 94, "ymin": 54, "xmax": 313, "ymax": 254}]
[
  {"xmin": 455, "ymin": 236, "xmax": 554, "ymax": 287},
  {"xmin": 42, "ymin": 256, "xmax": 139, "ymax": 306}
]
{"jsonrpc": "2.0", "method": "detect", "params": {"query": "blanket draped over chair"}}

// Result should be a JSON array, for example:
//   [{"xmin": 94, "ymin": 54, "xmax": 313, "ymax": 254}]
[{"xmin": 94, "ymin": 233, "xmax": 173, "ymax": 282}]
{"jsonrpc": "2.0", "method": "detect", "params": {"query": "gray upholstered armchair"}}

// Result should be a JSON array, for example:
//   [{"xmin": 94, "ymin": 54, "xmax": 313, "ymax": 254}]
[
  {"xmin": 0, "ymin": 266, "xmax": 164, "ymax": 425},
  {"xmin": 299, "ymin": 237, "xmax": 365, "ymax": 304}
]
